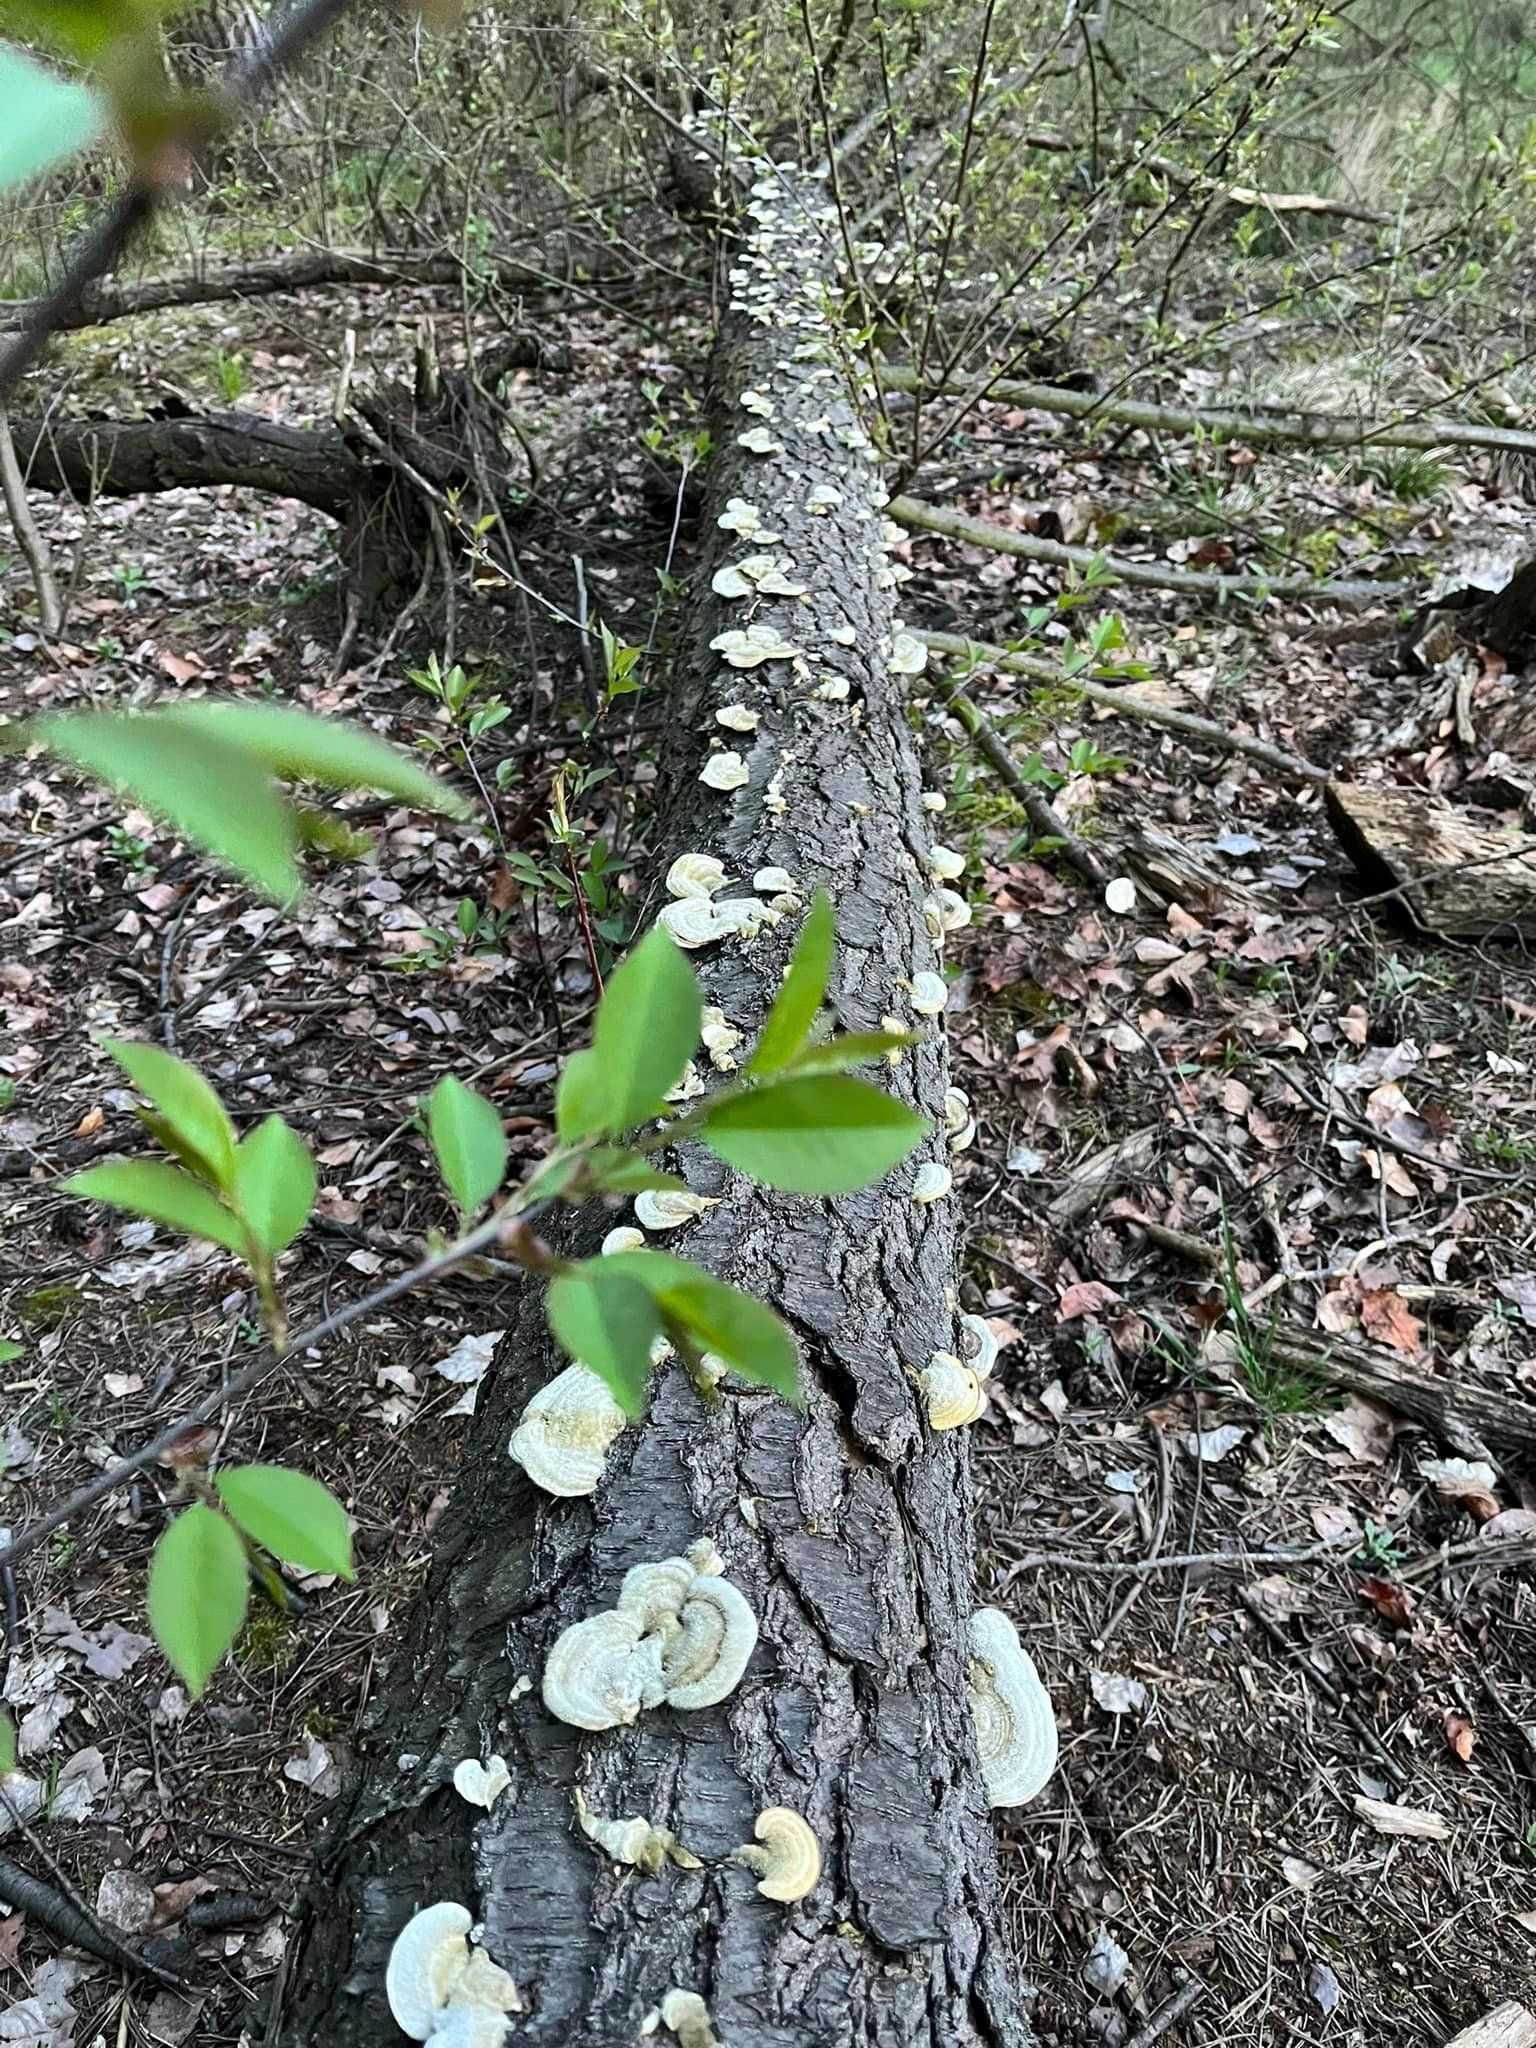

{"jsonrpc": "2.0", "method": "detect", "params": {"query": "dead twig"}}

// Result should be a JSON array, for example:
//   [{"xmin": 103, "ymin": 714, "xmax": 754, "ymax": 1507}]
[{"xmin": 1122, "ymin": 1974, "xmax": 1207, "ymax": 2048}]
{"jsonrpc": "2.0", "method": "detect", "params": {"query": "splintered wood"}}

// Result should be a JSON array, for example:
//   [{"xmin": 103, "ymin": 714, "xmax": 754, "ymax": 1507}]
[
  {"xmin": 1444, "ymin": 2003, "xmax": 1536, "ymax": 2048},
  {"xmin": 1326, "ymin": 780, "xmax": 1536, "ymax": 939}
]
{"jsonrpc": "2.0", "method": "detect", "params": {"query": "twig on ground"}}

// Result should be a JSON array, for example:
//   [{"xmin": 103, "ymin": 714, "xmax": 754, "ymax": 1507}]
[
  {"xmin": 1277, "ymin": 1064, "xmax": 1524, "ymax": 1186},
  {"xmin": 1122, "ymin": 1974, "xmax": 1207, "ymax": 2048},
  {"xmin": 891, "ymin": 493, "xmax": 1410, "ymax": 607},
  {"xmin": 0, "ymin": 1787, "xmax": 182, "ymax": 1988},
  {"xmin": 1094, "ymin": 1423, "xmax": 1173, "ymax": 1649},
  {"xmin": 878, "ymin": 360, "xmax": 1536, "ymax": 458},
  {"xmin": 0, "ymin": 407, "xmax": 63, "ymax": 634},
  {"xmin": 919, "ymin": 630, "xmax": 1330, "ymax": 783}
]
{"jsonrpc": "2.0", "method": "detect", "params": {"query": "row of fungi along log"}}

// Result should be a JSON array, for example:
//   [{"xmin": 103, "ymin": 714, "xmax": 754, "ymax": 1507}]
[{"xmin": 282, "ymin": 172, "xmax": 1031, "ymax": 2048}]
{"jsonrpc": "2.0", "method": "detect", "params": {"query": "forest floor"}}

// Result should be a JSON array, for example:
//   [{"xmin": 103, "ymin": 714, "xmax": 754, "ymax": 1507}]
[{"xmin": 1, "ymin": 271, "xmax": 1535, "ymax": 2048}]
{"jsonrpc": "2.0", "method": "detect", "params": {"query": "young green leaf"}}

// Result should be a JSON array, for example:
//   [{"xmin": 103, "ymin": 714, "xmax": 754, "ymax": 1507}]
[
  {"xmin": 582, "ymin": 1151, "xmax": 689, "ymax": 1196},
  {"xmin": 0, "ymin": 44, "xmax": 104, "ymax": 195},
  {"xmin": 213, "ymin": 1465, "xmax": 355, "ymax": 1578},
  {"xmin": 596, "ymin": 1249, "xmax": 801, "ymax": 1404},
  {"xmin": 425, "ymin": 1075, "xmax": 508, "ymax": 1218},
  {"xmin": 0, "ymin": 1339, "xmax": 21, "ymax": 1365},
  {"xmin": 782, "ymin": 1029, "xmax": 917, "ymax": 1076},
  {"xmin": 0, "ymin": 1708, "xmax": 15, "ymax": 1774},
  {"xmin": 103, "ymin": 1038, "xmax": 237, "ymax": 1189},
  {"xmin": 545, "ymin": 1264, "xmax": 661, "ymax": 1418},
  {"xmin": 581, "ymin": 927, "xmax": 702, "ymax": 1135},
  {"xmin": 554, "ymin": 1047, "xmax": 608, "ymax": 1145},
  {"xmin": 63, "ymin": 1160, "xmax": 249, "ymax": 1255},
  {"xmin": 703, "ymin": 1075, "xmax": 927, "ymax": 1195},
  {"xmin": 35, "ymin": 712, "xmax": 300, "ymax": 902},
  {"xmin": 234, "ymin": 1116, "xmax": 316, "ymax": 1256},
  {"xmin": 161, "ymin": 702, "xmax": 470, "ymax": 817},
  {"xmin": 749, "ymin": 889, "xmax": 834, "ymax": 1075},
  {"xmin": 147, "ymin": 1503, "xmax": 250, "ymax": 1698}
]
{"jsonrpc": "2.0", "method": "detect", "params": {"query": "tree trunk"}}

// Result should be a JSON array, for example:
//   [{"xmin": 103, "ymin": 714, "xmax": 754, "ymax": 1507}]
[{"xmin": 281, "ymin": 175, "xmax": 1029, "ymax": 2048}]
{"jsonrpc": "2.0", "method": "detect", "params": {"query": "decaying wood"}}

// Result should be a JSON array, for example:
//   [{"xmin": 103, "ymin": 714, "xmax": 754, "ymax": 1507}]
[
  {"xmin": 1443, "ymin": 2002, "xmax": 1536, "ymax": 2048},
  {"xmin": 920, "ymin": 629, "xmax": 1330, "ymax": 783},
  {"xmin": 1266, "ymin": 1328, "xmax": 1536, "ymax": 1456},
  {"xmin": 1325, "ymin": 780, "xmax": 1536, "ymax": 939},
  {"xmin": 282, "ymin": 175, "xmax": 1028, "ymax": 2048},
  {"xmin": 879, "ymin": 361, "xmax": 1536, "ymax": 459},
  {"xmin": 890, "ymin": 493, "xmax": 1409, "ymax": 607}
]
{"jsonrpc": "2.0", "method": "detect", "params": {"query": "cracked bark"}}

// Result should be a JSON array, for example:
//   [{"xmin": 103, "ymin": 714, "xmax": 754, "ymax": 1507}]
[{"xmin": 281, "ymin": 177, "xmax": 1029, "ymax": 2048}]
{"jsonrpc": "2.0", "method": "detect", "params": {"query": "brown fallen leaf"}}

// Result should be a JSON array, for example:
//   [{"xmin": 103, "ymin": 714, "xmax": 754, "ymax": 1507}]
[
  {"xmin": 1444, "ymin": 1712, "xmax": 1477, "ymax": 1763},
  {"xmin": 1352, "ymin": 1794, "xmax": 1452, "ymax": 1840},
  {"xmin": 1057, "ymin": 1279, "xmax": 1121, "ymax": 1321},
  {"xmin": 1358, "ymin": 1575, "xmax": 1415, "ymax": 1628},
  {"xmin": 1360, "ymin": 1286, "xmax": 1424, "ymax": 1358}
]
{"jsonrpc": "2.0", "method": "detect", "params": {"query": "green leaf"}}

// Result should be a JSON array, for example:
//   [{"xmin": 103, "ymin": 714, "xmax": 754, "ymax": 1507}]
[
  {"xmin": 545, "ymin": 1264, "xmax": 661, "ymax": 1417},
  {"xmin": 63, "ymin": 1160, "xmax": 249, "ymax": 1255},
  {"xmin": 0, "ymin": 1709, "xmax": 15, "ymax": 1774},
  {"xmin": 214, "ymin": 1465, "xmax": 355, "ymax": 1578},
  {"xmin": 702, "ymin": 1075, "xmax": 927, "ymax": 1195},
  {"xmin": 582, "ymin": 1151, "xmax": 688, "ymax": 1196},
  {"xmin": 36, "ymin": 711, "xmax": 299, "ymax": 902},
  {"xmin": 426, "ymin": 1075, "xmax": 507, "ymax": 1218},
  {"xmin": 147, "ymin": 1504, "xmax": 249, "ymax": 1698},
  {"xmin": 0, "ymin": 1339, "xmax": 21, "ymax": 1365},
  {"xmin": 749, "ymin": 889, "xmax": 834, "ymax": 1075},
  {"xmin": 554, "ymin": 1047, "xmax": 607, "ymax": 1145},
  {"xmin": 0, "ymin": 44, "xmax": 103, "ymax": 194},
  {"xmin": 234, "ymin": 1116, "xmax": 315, "ymax": 1255},
  {"xmin": 596, "ymin": 1249, "xmax": 800, "ymax": 1403},
  {"xmin": 162, "ymin": 703, "xmax": 470, "ymax": 817},
  {"xmin": 782, "ymin": 1030, "xmax": 918, "ymax": 1075},
  {"xmin": 103, "ymin": 1038, "xmax": 237, "ymax": 1189},
  {"xmin": 569, "ymin": 928, "xmax": 701, "ymax": 1138}
]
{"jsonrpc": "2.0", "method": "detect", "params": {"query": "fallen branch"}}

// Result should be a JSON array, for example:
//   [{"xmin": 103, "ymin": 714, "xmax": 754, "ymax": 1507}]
[
  {"xmin": 0, "ymin": 408, "xmax": 62, "ymax": 634},
  {"xmin": 10, "ymin": 408, "xmax": 359, "ymax": 517},
  {"xmin": 919, "ymin": 628, "xmax": 1331, "ymax": 783},
  {"xmin": 879, "ymin": 361, "xmax": 1536, "ymax": 459},
  {"xmin": 891, "ymin": 493, "xmax": 1410, "ymax": 607},
  {"xmin": 923, "ymin": 659, "xmax": 1110, "ymax": 888},
  {"xmin": 1266, "ymin": 1327, "xmax": 1536, "ymax": 1455}
]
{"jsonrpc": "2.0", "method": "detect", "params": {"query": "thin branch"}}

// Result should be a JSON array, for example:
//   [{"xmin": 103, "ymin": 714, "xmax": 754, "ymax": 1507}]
[
  {"xmin": 891, "ymin": 493, "xmax": 1409, "ymax": 608},
  {"xmin": 0, "ymin": 0, "xmax": 363, "ymax": 399},
  {"xmin": 919, "ymin": 629, "xmax": 1330, "ymax": 784},
  {"xmin": 880, "ymin": 361, "xmax": 1536, "ymax": 459},
  {"xmin": 0, "ymin": 407, "xmax": 62, "ymax": 634}
]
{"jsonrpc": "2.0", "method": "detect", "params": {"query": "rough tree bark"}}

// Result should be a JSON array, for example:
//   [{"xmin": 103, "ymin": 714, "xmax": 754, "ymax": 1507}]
[{"xmin": 281, "ymin": 175, "xmax": 1029, "ymax": 2048}]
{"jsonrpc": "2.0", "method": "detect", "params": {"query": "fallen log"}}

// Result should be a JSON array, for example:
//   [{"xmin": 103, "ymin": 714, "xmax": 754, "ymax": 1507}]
[
  {"xmin": 282, "ymin": 169, "xmax": 1030, "ymax": 2048},
  {"xmin": 879, "ymin": 361, "xmax": 1536, "ymax": 460},
  {"xmin": 890, "ymin": 492, "xmax": 1411, "ymax": 608},
  {"xmin": 1325, "ymin": 780, "xmax": 1536, "ymax": 939}
]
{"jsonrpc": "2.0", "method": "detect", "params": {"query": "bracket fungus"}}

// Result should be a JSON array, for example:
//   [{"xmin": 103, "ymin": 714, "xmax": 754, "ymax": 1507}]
[
  {"xmin": 452, "ymin": 1755, "xmax": 511, "ymax": 1811},
  {"xmin": 666, "ymin": 853, "xmax": 729, "ymax": 901},
  {"xmin": 699, "ymin": 753, "xmax": 751, "ymax": 792},
  {"xmin": 658, "ymin": 898, "xmax": 729, "ymax": 950},
  {"xmin": 712, "ymin": 553, "xmax": 808, "ymax": 600},
  {"xmin": 385, "ymin": 1902, "xmax": 520, "ymax": 2045},
  {"xmin": 710, "ymin": 623, "xmax": 802, "ymax": 668},
  {"xmin": 508, "ymin": 1363, "xmax": 627, "ymax": 1498},
  {"xmin": 715, "ymin": 703, "xmax": 761, "ymax": 733},
  {"xmin": 733, "ymin": 1806, "xmax": 821, "ymax": 1901},
  {"xmin": 907, "ymin": 971, "xmax": 949, "ymax": 1017},
  {"xmin": 933, "ymin": 886, "xmax": 971, "ymax": 934},
  {"xmin": 634, "ymin": 1189, "xmax": 718, "ymax": 1231},
  {"xmin": 966, "ymin": 1607, "xmax": 1059, "ymax": 1808},
  {"xmin": 918, "ymin": 1352, "xmax": 988, "ymax": 1431},
  {"xmin": 887, "ymin": 631, "xmax": 929, "ymax": 676},
  {"xmin": 575, "ymin": 1789, "xmax": 702, "ymax": 1874},
  {"xmin": 752, "ymin": 866, "xmax": 793, "ymax": 893},
  {"xmin": 659, "ymin": 1990, "xmax": 720, "ymax": 2047},
  {"xmin": 716, "ymin": 498, "xmax": 781, "ymax": 543},
  {"xmin": 736, "ymin": 425, "xmax": 782, "ymax": 455},
  {"xmin": 912, "ymin": 1161, "xmax": 953, "ymax": 1204},
  {"xmin": 601, "ymin": 1226, "xmax": 646, "ymax": 1256},
  {"xmin": 927, "ymin": 844, "xmax": 965, "ymax": 881},
  {"xmin": 957, "ymin": 1313, "xmax": 1000, "ymax": 1378},
  {"xmin": 543, "ymin": 1541, "xmax": 758, "ymax": 1730}
]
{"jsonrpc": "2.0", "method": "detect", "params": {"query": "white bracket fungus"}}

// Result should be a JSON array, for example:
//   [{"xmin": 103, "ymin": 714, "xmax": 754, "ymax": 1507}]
[
  {"xmin": 944, "ymin": 1087, "xmax": 977, "ymax": 1153},
  {"xmin": 809, "ymin": 676, "xmax": 850, "ymax": 702},
  {"xmin": 826, "ymin": 622, "xmax": 856, "ymax": 646},
  {"xmin": 666, "ymin": 853, "xmax": 729, "ymax": 901},
  {"xmin": 574, "ymin": 1789, "xmax": 702, "ymax": 1874},
  {"xmin": 710, "ymin": 623, "xmax": 802, "ymax": 668},
  {"xmin": 507, "ymin": 1363, "xmax": 627, "ymax": 1499},
  {"xmin": 733, "ymin": 1806, "xmax": 821, "ymax": 1901},
  {"xmin": 966, "ymin": 1607, "xmax": 1059, "ymax": 1808},
  {"xmin": 716, "ymin": 703, "xmax": 761, "ymax": 733},
  {"xmin": 634, "ymin": 1189, "xmax": 718, "ymax": 1232},
  {"xmin": 921, "ymin": 790, "xmax": 947, "ymax": 813},
  {"xmin": 699, "ymin": 753, "xmax": 751, "ymax": 792},
  {"xmin": 888, "ymin": 632, "xmax": 929, "ymax": 676},
  {"xmin": 804, "ymin": 484, "xmax": 842, "ymax": 514},
  {"xmin": 907, "ymin": 971, "xmax": 949, "ymax": 1017},
  {"xmin": 701, "ymin": 1006, "xmax": 744, "ymax": 1069},
  {"xmin": 917, "ymin": 1353, "xmax": 987, "ymax": 1431},
  {"xmin": 752, "ymin": 866, "xmax": 792, "ymax": 894},
  {"xmin": 912, "ymin": 1161, "xmax": 953, "ymax": 1205},
  {"xmin": 452, "ymin": 1756, "xmax": 511, "ymax": 1811},
  {"xmin": 957, "ymin": 1313, "xmax": 1000, "ymax": 1378},
  {"xmin": 926, "ymin": 844, "xmax": 965, "ymax": 881},
  {"xmin": 712, "ymin": 554, "xmax": 808, "ymax": 600},
  {"xmin": 736, "ymin": 425, "xmax": 782, "ymax": 455},
  {"xmin": 385, "ymin": 1903, "xmax": 520, "ymax": 2045},
  {"xmin": 658, "ymin": 898, "xmax": 729, "ymax": 950},
  {"xmin": 659, "ymin": 1989, "xmax": 720, "ymax": 2047},
  {"xmin": 543, "ymin": 1541, "xmax": 758, "ymax": 1730},
  {"xmin": 601, "ymin": 1226, "xmax": 646, "ymax": 1256},
  {"xmin": 933, "ymin": 887, "xmax": 971, "ymax": 934},
  {"xmin": 738, "ymin": 389, "xmax": 775, "ymax": 418},
  {"xmin": 716, "ymin": 498, "xmax": 781, "ymax": 543}
]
